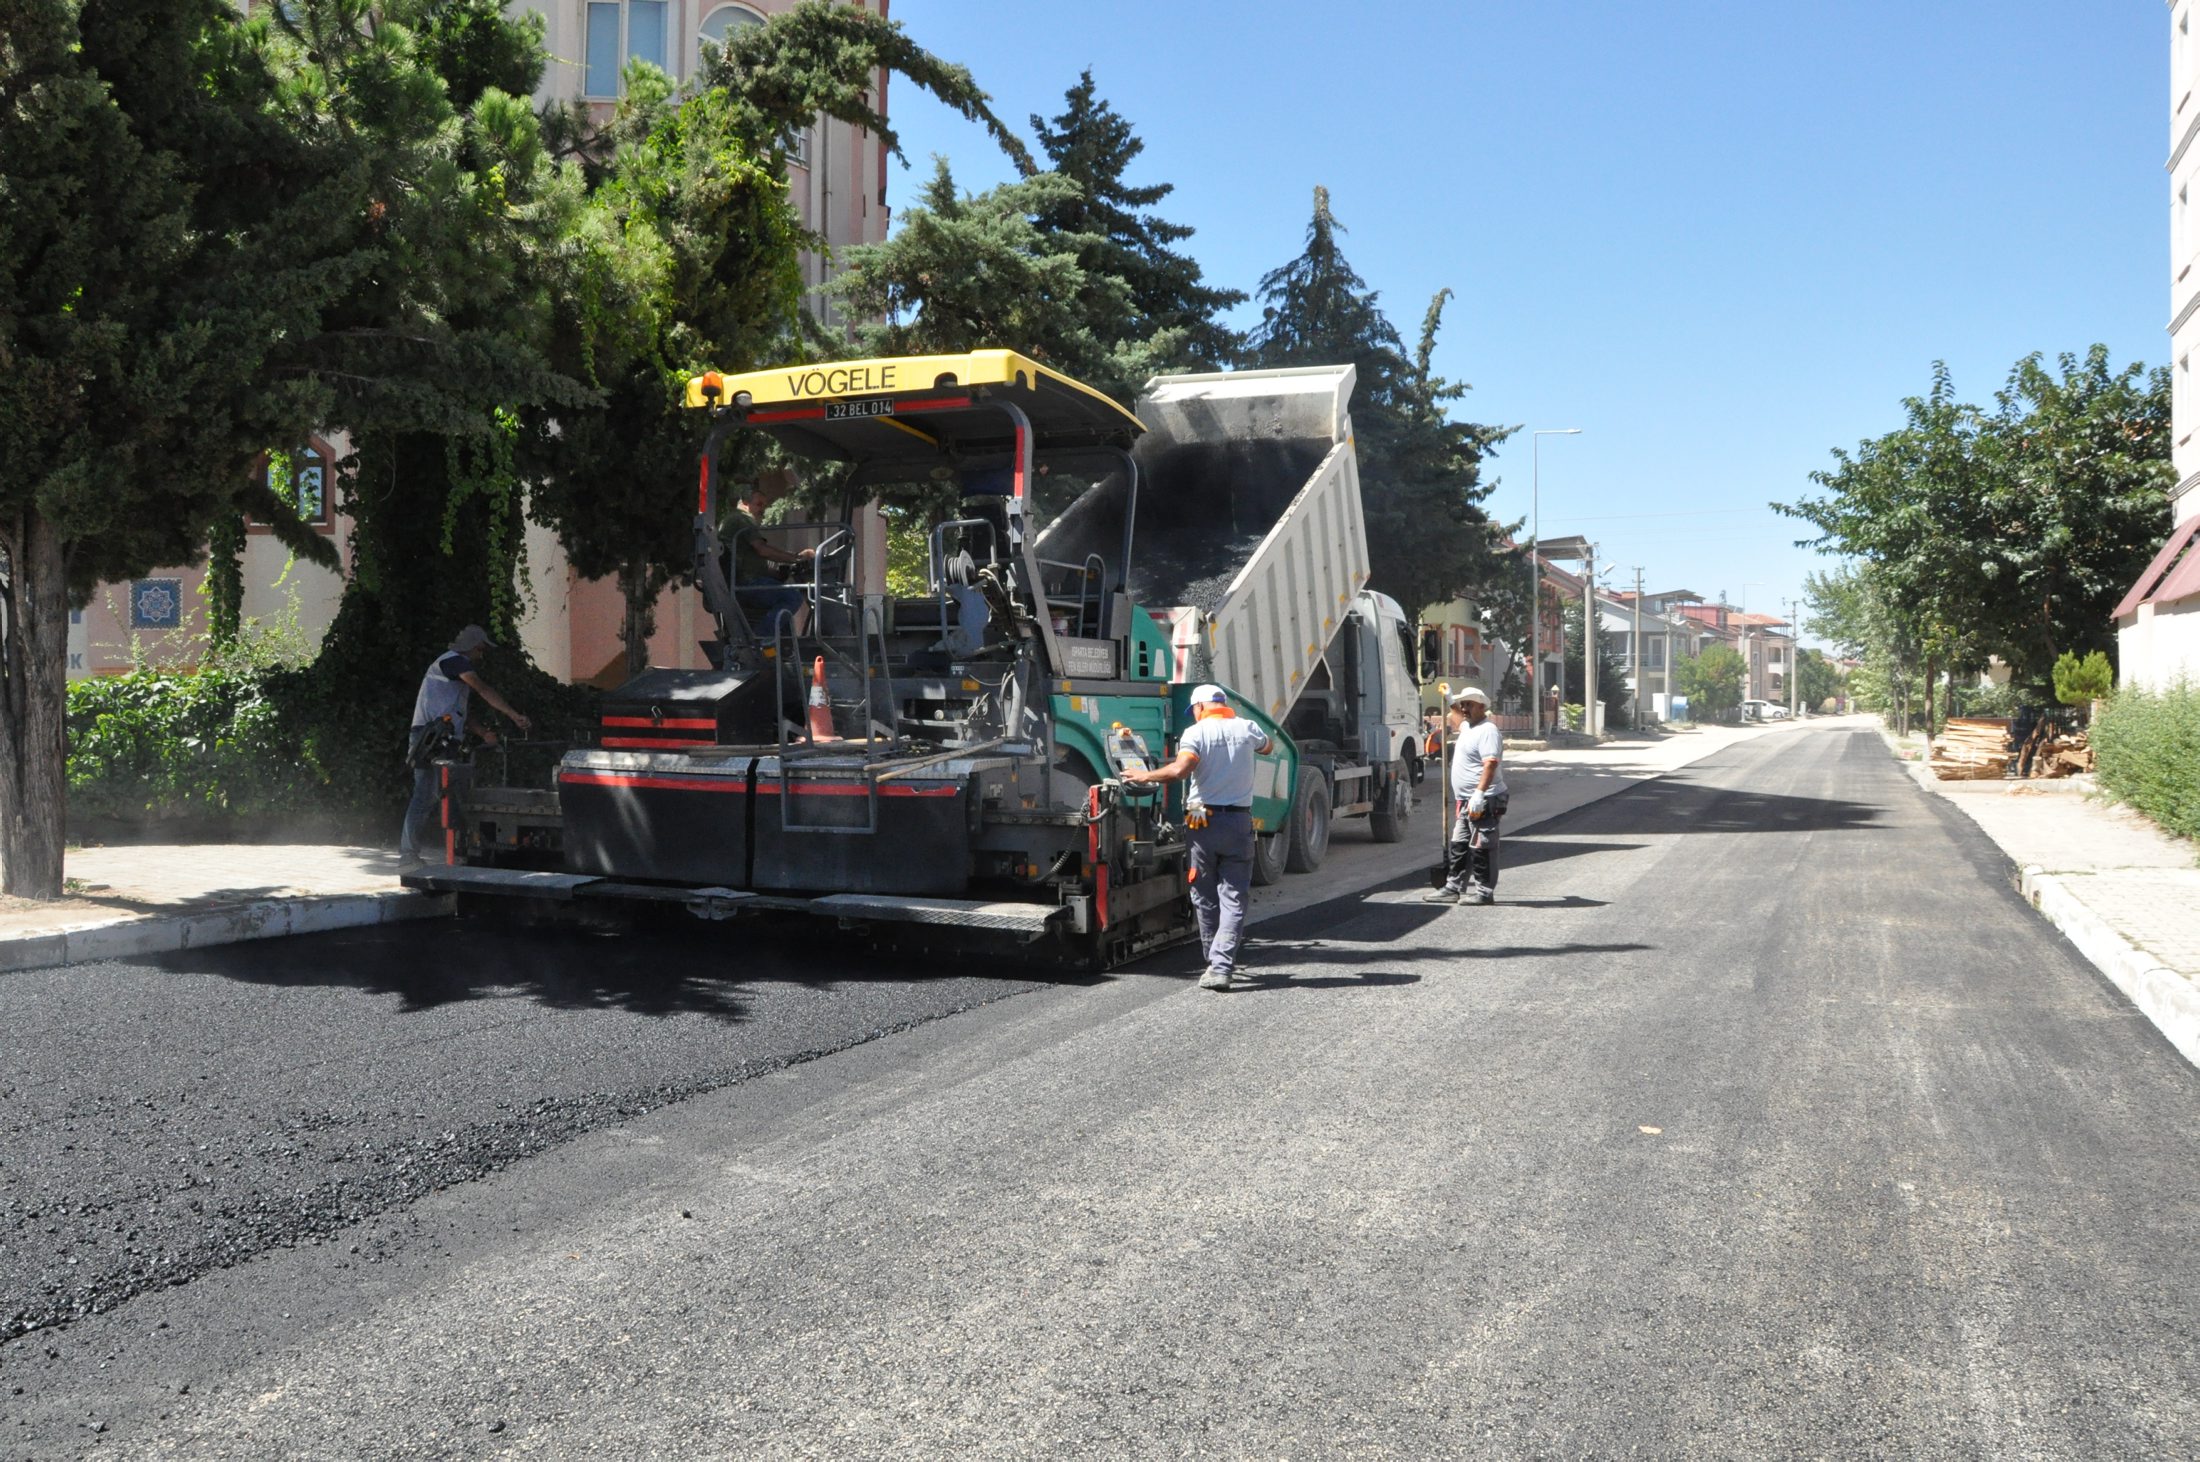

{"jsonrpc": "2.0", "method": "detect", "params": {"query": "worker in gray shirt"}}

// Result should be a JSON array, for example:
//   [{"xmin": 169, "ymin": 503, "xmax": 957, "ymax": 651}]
[
  {"xmin": 399, "ymin": 624, "xmax": 530, "ymax": 867},
  {"xmin": 1123, "ymin": 683, "xmax": 1274, "ymax": 991}
]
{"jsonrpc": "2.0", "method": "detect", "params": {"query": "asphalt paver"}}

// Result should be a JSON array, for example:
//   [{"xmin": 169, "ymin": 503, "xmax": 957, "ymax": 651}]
[{"xmin": 4, "ymin": 724, "xmax": 2196, "ymax": 1457}]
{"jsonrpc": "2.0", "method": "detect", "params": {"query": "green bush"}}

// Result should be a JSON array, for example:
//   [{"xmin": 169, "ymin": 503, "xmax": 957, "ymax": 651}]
[
  {"xmin": 68, "ymin": 665, "xmax": 329, "ymax": 824},
  {"xmin": 2092, "ymin": 681, "xmax": 2200, "ymax": 843},
  {"xmin": 1950, "ymin": 679, "xmax": 2018, "ymax": 718},
  {"xmin": 2053, "ymin": 650, "xmax": 2113, "ymax": 707}
]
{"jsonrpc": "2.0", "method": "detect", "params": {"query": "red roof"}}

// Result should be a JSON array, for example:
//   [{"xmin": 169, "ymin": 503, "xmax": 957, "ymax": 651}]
[{"xmin": 2113, "ymin": 516, "xmax": 2200, "ymax": 620}]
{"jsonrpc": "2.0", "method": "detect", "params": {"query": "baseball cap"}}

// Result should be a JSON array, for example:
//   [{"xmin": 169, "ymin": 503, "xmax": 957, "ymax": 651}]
[
  {"xmin": 1188, "ymin": 684, "xmax": 1229, "ymax": 707},
  {"xmin": 450, "ymin": 624, "xmax": 494, "ymax": 652},
  {"xmin": 1448, "ymin": 686, "xmax": 1489, "ymax": 707}
]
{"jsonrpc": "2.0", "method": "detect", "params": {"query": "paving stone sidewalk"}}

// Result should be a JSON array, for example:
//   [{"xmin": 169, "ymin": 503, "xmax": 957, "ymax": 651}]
[
  {"xmin": 4, "ymin": 720, "xmax": 1802, "ymax": 975},
  {"xmin": 1896, "ymin": 743, "xmax": 2200, "ymax": 1069}
]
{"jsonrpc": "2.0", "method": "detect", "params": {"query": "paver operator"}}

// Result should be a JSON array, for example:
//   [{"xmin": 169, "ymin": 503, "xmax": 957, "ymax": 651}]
[
  {"xmin": 399, "ymin": 624, "xmax": 530, "ymax": 868},
  {"xmin": 1121, "ymin": 684, "xmax": 1274, "ymax": 991},
  {"xmin": 1426, "ymin": 685, "xmax": 1508, "ymax": 905}
]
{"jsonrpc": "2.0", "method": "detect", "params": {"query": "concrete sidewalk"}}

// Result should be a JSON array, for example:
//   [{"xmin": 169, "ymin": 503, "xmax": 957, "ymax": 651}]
[
  {"xmin": 1892, "ymin": 736, "xmax": 2200, "ymax": 1069},
  {"xmin": 0, "ymin": 844, "xmax": 448, "ymax": 974}
]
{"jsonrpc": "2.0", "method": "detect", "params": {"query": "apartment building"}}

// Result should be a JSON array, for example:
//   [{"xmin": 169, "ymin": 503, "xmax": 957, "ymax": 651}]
[{"xmin": 2116, "ymin": 0, "xmax": 2200, "ymax": 686}]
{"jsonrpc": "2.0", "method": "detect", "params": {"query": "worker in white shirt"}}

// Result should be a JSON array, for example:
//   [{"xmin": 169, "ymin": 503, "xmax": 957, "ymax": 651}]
[{"xmin": 1425, "ymin": 686, "xmax": 1508, "ymax": 905}]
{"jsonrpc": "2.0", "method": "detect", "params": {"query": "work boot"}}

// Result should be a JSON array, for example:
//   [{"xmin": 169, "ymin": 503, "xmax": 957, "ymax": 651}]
[
  {"xmin": 1422, "ymin": 886, "xmax": 1461, "ymax": 905},
  {"xmin": 1467, "ymin": 887, "xmax": 1496, "ymax": 906},
  {"xmin": 1198, "ymin": 967, "xmax": 1233, "ymax": 991}
]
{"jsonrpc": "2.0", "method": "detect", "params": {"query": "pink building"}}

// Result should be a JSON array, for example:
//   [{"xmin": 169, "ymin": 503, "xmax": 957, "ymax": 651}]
[{"xmin": 72, "ymin": 0, "xmax": 892, "ymax": 685}]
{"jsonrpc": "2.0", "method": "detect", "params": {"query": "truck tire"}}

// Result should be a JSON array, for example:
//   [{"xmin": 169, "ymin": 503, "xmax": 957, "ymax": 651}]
[
  {"xmin": 1251, "ymin": 831, "xmax": 1286, "ymax": 886},
  {"xmin": 1368, "ymin": 768, "xmax": 1410, "ymax": 843},
  {"xmin": 1284, "ymin": 771, "xmax": 1331, "ymax": 873}
]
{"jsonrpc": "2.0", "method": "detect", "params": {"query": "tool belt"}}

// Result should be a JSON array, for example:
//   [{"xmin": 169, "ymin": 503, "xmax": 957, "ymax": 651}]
[{"xmin": 404, "ymin": 716, "xmax": 464, "ymax": 770}]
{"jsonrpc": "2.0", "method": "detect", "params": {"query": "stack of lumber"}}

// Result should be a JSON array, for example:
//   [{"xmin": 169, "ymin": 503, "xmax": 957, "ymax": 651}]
[{"xmin": 1929, "ymin": 717, "xmax": 2013, "ymax": 779}]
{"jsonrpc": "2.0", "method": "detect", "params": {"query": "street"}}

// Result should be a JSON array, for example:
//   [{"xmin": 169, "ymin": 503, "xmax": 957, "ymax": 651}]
[{"xmin": 4, "ymin": 722, "xmax": 2196, "ymax": 1457}]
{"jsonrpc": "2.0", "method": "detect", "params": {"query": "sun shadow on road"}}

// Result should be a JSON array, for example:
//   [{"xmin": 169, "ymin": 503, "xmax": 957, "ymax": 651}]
[
  {"xmin": 1252, "ymin": 938, "xmax": 1654, "ymax": 969},
  {"xmin": 145, "ymin": 915, "xmax": 1096, "ymax": 1024},
  {"xmin": 1594, "ymin": 773, "xmax": 1883, "ymax": 834}
]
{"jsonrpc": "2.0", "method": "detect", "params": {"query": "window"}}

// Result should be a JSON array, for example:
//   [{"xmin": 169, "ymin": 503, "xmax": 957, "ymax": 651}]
[
  {"xmin": 249, "ymin": 439, "xmax": 336, "ymax": 534},
  {"xmin": 585, "ymin": 0, "xmax": 671, "ymax": 98},
  {"xmin": 698, "ymin": 3, "xmax": 765, "ymax": 70}
]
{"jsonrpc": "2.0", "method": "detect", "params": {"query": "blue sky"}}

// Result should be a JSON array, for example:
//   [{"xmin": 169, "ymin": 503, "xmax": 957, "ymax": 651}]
[{"xmin": 881, "ymin": 0, "xmax": 2166, "ymax": 642}]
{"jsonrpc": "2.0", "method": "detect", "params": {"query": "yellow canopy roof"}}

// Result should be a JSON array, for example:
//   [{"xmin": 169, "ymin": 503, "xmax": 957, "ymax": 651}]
[{"xmin": 683, "ymin": 349, "xmax": 1142, "ymax": 464}]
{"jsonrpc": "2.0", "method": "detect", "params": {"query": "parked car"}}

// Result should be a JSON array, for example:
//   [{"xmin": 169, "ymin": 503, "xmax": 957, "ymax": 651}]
[{"xmin": 1741, "ymin": 699, "xmax": 1791, "ymax": 721}]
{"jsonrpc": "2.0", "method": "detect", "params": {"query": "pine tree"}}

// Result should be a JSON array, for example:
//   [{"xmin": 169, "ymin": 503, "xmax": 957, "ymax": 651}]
[
  {"xmin": 0, "ymin": 0, "xmax": 356, "ymax": 896},
  {"xmin": 1030, "ymin": 70, "xmax": 1243, "ymax": 369},
  {"xmin": 1243, "ymin": 188, "xmax": 1512, "ymax": 623},
  {"xmin": 832, "ymin": 160, "xmax": 1117, "ymax": 382}
]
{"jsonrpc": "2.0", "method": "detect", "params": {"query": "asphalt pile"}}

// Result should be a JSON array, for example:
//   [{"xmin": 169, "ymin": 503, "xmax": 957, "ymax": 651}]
[{"xmin": 1126, "ymin": 437, "xmax": 1322, "ymax": 612}]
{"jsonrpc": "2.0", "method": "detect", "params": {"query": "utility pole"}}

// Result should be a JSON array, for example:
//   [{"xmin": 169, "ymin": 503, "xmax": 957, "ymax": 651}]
[
  {"xmin": 1583, "ymin": 542, "xmax": 1597, "ymax": 737},
  {"xmin": 1632, "ymin": 567, "xmax": 1646, "ymax": 730},
  {"xmin": 1785, "ymin": 597, "xmax": 1799, "ymax": 717}
]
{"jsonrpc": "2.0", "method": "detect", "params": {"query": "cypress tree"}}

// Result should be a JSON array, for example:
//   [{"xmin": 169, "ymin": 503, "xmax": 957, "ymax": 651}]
[{"xmin": 1243, "ymin": 188, "xmax": 1512, "ymax": 625}]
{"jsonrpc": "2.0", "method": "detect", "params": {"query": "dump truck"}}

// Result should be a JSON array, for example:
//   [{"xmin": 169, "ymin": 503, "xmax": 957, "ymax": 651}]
[{"xmin": 403, "ymin": 350, "xmax": 1422, "ymax": 966}]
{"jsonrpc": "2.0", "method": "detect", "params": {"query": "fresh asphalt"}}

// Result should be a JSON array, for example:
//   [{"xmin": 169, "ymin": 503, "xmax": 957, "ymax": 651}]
[{"xmin": 3, "ymin": 724, "xmax": 2195, "ymax": 1457}]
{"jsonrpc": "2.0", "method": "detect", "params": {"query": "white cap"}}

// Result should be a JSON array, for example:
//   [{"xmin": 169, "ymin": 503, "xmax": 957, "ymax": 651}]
[
  {"xmin": 1188, "ymin": 683, "xmax": 1228, "ymax": 707},
  {"xmin": 1448, "ymin": 686, "xmax": 1490, "ymax": 706}
]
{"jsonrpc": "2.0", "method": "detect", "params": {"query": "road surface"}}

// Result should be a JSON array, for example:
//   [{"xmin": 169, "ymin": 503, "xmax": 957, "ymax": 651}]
[{"xmin": 3, "ymin": 723, "xmax": 2194, "ymax": 1456}]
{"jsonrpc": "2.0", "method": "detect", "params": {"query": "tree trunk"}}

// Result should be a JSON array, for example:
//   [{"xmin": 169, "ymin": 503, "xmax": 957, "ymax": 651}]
[
  {"xmin": 0, "ymin": 509, "xmax": 71, "ymax": 899},
  {"xmin": 1922, "ymin": 653, "xmax": 1936, "ymax": 739},
  {"xmin": 620, "ymin": 558, "xmax": 655, "ymax": 678}
]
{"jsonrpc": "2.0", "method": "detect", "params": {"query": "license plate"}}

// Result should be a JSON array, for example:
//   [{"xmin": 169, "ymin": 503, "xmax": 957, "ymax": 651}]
[{"xmin": 825, "ymin": 397, "xmax": 896, "ymax": 420}]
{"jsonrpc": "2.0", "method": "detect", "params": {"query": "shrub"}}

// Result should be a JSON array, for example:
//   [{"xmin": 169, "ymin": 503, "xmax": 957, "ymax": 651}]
[
  {"xmin": 68, "ymin": 665, "xmax": 327, "ymax": 824},
  {"xmin": 2053, "ymin": 650, "xmax": 2113, "ymax": 707},
  {"xmin": 2092, "ymin": 681, "xmax": 2200, "ymax": 843},
  {"xmin": 1950, "ymin": 679, "xmax": 2019, "ymax": 718}
]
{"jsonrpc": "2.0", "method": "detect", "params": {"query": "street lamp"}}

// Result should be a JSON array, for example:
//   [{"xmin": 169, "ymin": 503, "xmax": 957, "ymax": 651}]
[{"xmin": 1528, "ymin": 428, "xmax": 1581, "ymax": 737}]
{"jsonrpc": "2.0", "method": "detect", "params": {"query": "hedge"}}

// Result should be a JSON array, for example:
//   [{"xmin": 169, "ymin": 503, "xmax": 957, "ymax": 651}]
[
  {"xmin": 67, "ymin": 665, "xmax": 336, "ymax": 825},
  {"xmin": 2092, "ymin": 680, "xmax": 2200, "ymax": 844}
]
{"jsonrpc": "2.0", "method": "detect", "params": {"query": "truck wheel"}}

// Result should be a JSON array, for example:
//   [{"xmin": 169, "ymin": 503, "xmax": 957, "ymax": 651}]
[
  {"xmin": 1251, "ymin": 831, "xmax": 1286, "ymax": 886},
  {"xmin": 1284, "ymin": 772, "xmax": 1330, "ymax": 873},
  {"xmin": 1369, "ymin": 769, "xmax": 1410, "ymax": 843}
]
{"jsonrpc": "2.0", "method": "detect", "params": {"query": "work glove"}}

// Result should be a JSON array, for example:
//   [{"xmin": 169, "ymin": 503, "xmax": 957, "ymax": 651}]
[
  {"xmin": 1185, "ymin": 795, "xmax": 1209, "ymax": 830},
  {"xmin": 1465, "ymin": 791, "xmax": 1488, "ymax": 818}
]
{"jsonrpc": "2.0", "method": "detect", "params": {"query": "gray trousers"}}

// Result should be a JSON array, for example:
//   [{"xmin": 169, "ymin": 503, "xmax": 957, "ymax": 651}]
[{"xmin": 1188, "ymin": 806, "xmax": 1254, "ymax": 976}]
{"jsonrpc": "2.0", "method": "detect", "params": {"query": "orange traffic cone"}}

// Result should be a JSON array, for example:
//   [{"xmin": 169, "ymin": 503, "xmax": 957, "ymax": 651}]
[{"xmin": 806, "ymin": 656, "xmax": 841, "ymax": 743}]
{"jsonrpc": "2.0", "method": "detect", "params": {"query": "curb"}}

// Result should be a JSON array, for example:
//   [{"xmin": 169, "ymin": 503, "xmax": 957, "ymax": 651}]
[
  {"xmin": 0, "ymin": 890, "xmax": 455, "ymax": 976},
  {"xmin": 1891, "ymin": 734, "xmax": 2200, "ymax": 1071},
  {"xmin": 2020, "ymin": 868, "xmax": 2200, "ymax": 1070}
]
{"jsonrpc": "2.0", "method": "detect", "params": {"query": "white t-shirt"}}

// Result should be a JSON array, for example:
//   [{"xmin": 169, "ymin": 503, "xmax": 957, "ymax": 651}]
[{"xmin": 1450, "ymin": 719, "xmax": 1507, "ymax": 801}]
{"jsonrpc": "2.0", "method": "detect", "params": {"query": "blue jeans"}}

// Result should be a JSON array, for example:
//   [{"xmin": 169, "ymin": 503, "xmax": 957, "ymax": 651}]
[
  {"xmin": 736, "ymin": 579, "xmax": 804, "ymax": 637},
  {"xmin": 1188, "ymin": 806, "xmax": 1254, "ymax": 976},
  {"xmin": 399, "ymin": 731, "xmax": 470, "ymax": 862}
]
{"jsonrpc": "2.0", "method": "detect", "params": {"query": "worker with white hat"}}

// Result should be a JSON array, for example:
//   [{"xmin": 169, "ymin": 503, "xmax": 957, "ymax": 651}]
[
  {"xmin": 1426, "ymin": 686, "xmax": 1508, "ymax": 905},
  {"xmin": 1122, "ymin": 683, "xmax": 1273, "ymax": 990}
]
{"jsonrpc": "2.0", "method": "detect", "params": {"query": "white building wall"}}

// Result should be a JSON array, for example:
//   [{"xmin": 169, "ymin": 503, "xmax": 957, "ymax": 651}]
[{"xmin": 2173, "ymin": 0, "xmax": 2200, "ymax": 526}]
